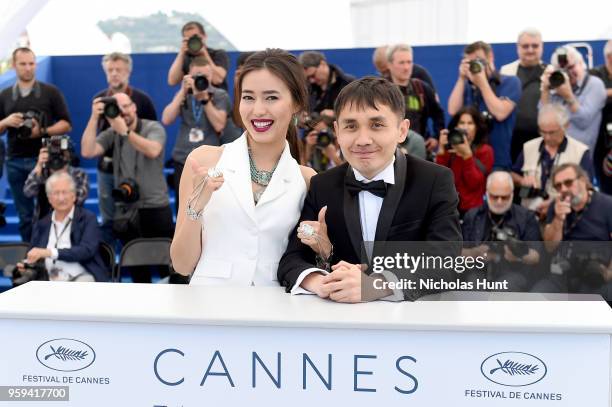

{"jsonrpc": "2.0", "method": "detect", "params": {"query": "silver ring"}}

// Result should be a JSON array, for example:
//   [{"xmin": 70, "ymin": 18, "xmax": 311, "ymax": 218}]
[
  {"xmin": 207, "ymin": 167, "xmax": 223, "ymax": 178},
  {"xmin": 298, "ymin": 223, "xmax": 315, "ymax": 238}
]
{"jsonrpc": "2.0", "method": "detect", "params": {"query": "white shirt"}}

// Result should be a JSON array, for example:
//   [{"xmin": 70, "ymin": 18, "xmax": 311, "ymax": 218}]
[
  {"xmin": 292, "ymin": 159, "xmax": 403, "ymax": 300},
  {"xmin": 45, "ymin": 207, "xmax": 88, "ymax": 279}
]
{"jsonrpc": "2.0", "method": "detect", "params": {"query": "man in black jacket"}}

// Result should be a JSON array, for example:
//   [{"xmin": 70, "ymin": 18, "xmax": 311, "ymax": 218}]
[
  {"xmin": 298, "ymin": 51, "xmax": 355, "ymax": 118},
  {"xmin": 278, "ymin": 77, "xmax": 461, "ymax": 302}
]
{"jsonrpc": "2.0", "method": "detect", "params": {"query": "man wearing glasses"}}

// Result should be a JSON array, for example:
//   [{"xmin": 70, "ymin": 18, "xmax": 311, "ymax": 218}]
[
  {"xmin": 540, "ymin": 45, "xmax": 606, "ymax": 158},
  {"xmin": 512, "ymin": 103, "xmax": 593, "ymax": 218},
  {"xmin": 501, "ymin": 28, "xmax": 548, "ymax": 163},
  {"xmin": 462, "ymin": 171, "xmax": 542, "ymax": 291},
  {"xmin": 298, "ymin": 51, "xmax": 355, "ymax": 118},
  {"xmin": 544, "ymin": 163, "xmax": 612, "ymax": 243}
]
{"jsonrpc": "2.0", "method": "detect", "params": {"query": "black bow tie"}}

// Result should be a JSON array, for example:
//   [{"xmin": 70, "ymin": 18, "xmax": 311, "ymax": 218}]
[{"xmin": 345, "ymin": 178, "xmax": 388, "ymax": 198}]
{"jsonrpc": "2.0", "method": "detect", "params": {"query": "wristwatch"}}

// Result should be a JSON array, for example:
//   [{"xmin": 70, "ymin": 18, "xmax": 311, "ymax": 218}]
[{"xmin": 121, "ymin": 129, "xmax": 131, "ymax": 138}]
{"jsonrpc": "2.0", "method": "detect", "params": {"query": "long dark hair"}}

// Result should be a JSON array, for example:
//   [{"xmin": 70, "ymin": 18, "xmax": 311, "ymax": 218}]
[
  {"xmin": 448, "ymin": 106, "xmax": 489, "ymax": 147},
  {"xmin": 236, "ymin": 49, "xmax": 307, "ymax": 161}
]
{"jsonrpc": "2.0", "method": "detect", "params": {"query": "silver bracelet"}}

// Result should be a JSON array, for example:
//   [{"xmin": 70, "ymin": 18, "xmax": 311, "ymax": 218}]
[{"xmin": 186, "ymin": 204, "xmax": 203, "ymax": 221}]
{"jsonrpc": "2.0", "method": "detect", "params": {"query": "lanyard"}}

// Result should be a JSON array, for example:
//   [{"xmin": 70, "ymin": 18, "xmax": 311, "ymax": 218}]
[
  {"xmin": 52, "ymin": 218, "xmax": 72, "ymax": 249},
  {"xmin": 191, "ymin": 96, "xmax": 204, "ymax": 125}
]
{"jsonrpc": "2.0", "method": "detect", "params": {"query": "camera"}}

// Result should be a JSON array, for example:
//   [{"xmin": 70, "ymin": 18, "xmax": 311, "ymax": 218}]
[
  {"xmin": 518, "ymin": 186, "xmax": 549, "ymax": 200},
  {"xmin": 112, "ymin": 178, "xmax": 139, "ymax": 203},
  {"xmin": 42, "ymin": 135, "xmax": 70, "ymax": 171},
  {"xmin": 469, "ymin": 58, "xmax": 487, "ymax": 74},
  {"xmin": 17, "ymin": 110, "xmax": 43, "ymax": 139},
  {"xmin": 550, "ymin": 250, "xmax": 607, "ymax": 289},
  {"xmin": 550, "ymin": 47, "xmax": 569, "ymax": 90},
  {"xmin": 190, "ymin": 74, "xmax": 209, "ymax": 93},
  {"xmin": 11, "ymin": 260, "xmax": 47, "ymax": 286},
  {"xmin": 445, "ymin": 128, "xmax": 467, "ymax": 150},
  {"xmin": 316, "ymin": 130, "xmax": 335, "ymax": 148},
  {"xmin": 491, "ymin": 225, "xmax": 530, "ymax": 258},
  {"xmin": 99, "ymin": 97, "xmax": 121, "ymax": 119},
  {"xmin": 0, "ymin": 202, "xmax": 6, "ymax": 228},
  {"xmin": 187, "ymin": 34, "xmax": 203, "ymax": 55}
]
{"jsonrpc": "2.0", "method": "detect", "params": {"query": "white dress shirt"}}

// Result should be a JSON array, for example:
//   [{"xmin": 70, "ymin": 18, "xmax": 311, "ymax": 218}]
[
  {"xmin": 292, "ymin": 159, "xmax": 403, "ymax": 300},
  {"xmin": 45, "ymin": 207, "xmax": 89, "ymax": 280}
]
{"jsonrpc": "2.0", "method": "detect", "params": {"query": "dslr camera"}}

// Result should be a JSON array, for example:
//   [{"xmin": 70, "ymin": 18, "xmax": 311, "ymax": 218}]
[
  {"xmin": 469, "ymin": 58, "xmax": 487, "ymax": 75},
  {"xmin": 549, "ymin": 47, "xmax": 569, "ymax": 90},
  {"xmin": 5, "ymin": 260, "xmax": 47, "ymax": 287},
  {"xmin": 189, "ymin": 74, "xmax": 210, "ymax": 93},
  {"xmin": 187, "ymin": 34, "xmax": 204, "ymax": 55},
  {"xmin": 550, "ymin": 247, "xmax": 608, "ymax": 289},
  {"xmin": 316, "ymin": 129, "xmax": 335, "ymax": 148},
  {"xmin": 445, "ymin": 128, "xmax": 467, "ymax": 150},
  {"xmin": 99, "ymin": 97, "xmax": 121, "ymax": 119},
  {"xmin": 42, "ymin": 135, "xmax": 70, "ymax": 172},
  {"xmin": 491, "ymin": 225, "xmax": 530, "ymax": 258},
  {"xmin": 17, "ymin": 110, "xmax": 44, "ymax": 139},
  {"xmin": 112, "ymin": 178, "xmax": 139, "ymax": 204}
]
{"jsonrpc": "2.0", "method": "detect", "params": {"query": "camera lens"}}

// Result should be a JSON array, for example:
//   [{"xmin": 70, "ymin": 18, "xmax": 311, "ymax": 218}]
[
  {"xmin": 469, "ymin": 60, "xmax": 483, "ymax": 74},
  {"xmin": 192, "ymin": 75, "xmax": 209, "ymax": 92},
  {"xmin": 549, "ymin": 71, "xmax": 565, "ymax": 89},
  {"xmin": 187, "ymin": 35, "xmax": 203, "ymax": 54}
]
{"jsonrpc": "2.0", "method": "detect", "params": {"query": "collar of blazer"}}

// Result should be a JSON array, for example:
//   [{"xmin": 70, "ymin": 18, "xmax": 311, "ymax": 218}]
[
  {"xmin": 221, "ymin": 134, "xmax": 296, "ymax": 223},
  {"xmin": 342, "ymin": 149, "xmax": 407, "ymax": 261}
]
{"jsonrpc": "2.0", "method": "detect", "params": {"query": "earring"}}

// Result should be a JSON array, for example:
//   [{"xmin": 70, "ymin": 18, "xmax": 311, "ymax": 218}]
[{"xmin": 292, "ymin": 114, "xmax": 299, "ymax": 127}]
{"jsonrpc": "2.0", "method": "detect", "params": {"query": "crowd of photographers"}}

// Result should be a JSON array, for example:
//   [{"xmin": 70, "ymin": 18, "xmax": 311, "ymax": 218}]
[{"xmin": 0, "ymin": 22, "xmax": 611, "ymax": 295}]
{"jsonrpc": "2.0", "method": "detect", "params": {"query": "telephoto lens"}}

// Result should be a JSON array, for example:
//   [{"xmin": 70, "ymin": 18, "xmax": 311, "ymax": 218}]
[
  {"xmin": 192, "ymin": 74, "xmax": 209, "ymax": 92},
  {"xmin": 548, "ymin": 70, "xmax": 566, "ymax": 89},
  {"xmin": 99, "ymin": 97, "xmax": 121, "ymax": 119},
  {"xmin": 187, "ymin": 34, "xmax": 203, "ymax": 54},
  {"xmin": 469, "ymin": 59, "xmax": 484, "ymax": 74}
]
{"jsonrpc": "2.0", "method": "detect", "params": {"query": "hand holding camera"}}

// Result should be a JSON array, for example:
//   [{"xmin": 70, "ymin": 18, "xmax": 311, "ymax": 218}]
[
  {"xmin": 2, "ymin": 112, "xmax": 25, "ymax": 128},
  {"xmin": 35, "ymin": 147, "xmax": 49, "ymax": 175}
]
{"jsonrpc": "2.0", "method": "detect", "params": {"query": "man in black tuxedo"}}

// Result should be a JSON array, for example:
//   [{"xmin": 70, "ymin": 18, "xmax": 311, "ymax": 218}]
[{"xmin": 278, "ymin": 76, "xmax": 461, "ymax": 302}]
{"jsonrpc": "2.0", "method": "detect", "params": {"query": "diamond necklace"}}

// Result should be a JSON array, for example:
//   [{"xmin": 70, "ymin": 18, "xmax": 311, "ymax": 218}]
[{"xmin": 248, "ymin": 148, "xmax": 279, "ymax": 186}]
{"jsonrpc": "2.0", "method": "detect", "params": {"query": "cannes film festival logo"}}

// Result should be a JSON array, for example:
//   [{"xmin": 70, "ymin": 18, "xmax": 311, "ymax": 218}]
[
  {"xmin": 480, "ymin": 352, "xmax": 547, "ymax": 387},
  {"xmin": 36, "ymin": 338, "xmax": 96, "ymax": 372}
]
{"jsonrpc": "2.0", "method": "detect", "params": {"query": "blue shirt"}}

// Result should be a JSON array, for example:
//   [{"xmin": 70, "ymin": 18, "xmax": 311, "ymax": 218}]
[
  {"xmin": 463, "ymin": 74, "xmax": 521, "ymax": 170},
  {"xmin": 546, "ymin": 191, "xmax": 612, "ymax": 241}
]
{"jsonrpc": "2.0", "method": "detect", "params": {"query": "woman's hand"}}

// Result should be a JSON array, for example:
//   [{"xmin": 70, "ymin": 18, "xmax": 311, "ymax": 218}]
[{"xmin": 186, "ymin": 157, "xmax": 225, "ymax": 213}]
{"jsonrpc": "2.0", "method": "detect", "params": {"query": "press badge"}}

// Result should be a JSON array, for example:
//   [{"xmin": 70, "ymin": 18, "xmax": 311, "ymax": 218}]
[{"xmin": 189, "ymin": 128, "xmax": 205, "ymax": 143}]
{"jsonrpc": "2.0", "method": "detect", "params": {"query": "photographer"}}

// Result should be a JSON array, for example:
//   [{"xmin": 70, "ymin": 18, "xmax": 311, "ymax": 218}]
[
  {"xmin": 0, "ymin": 47, "xmax": 71, "ymax": 241},
  {"xmin": 23, "ymin": 140, "xmax": 89, "ymax": 220},
  {"xmin": 298, "ymin": 51, "xmax": 355, "ymax": 117},
  {"xmin": 448, "ymin": 41, "xmax": 521, "ymax": 170},
  {"xmin": 94, "ymin": 52, "xmax": 157, "ymax": 242},
  {"xmin": 167, "ymin": 21, "xmax": 229, "ymax": 90},
  {"xmin": 13, "ymin": 171, "xmax": 107, "ymax": 285},
  {"xmin": 387, "ymin": 44, "xmax": 444, "ymax": 153},
  {"xmin": 373, "ymin": 45, "xmax": 438, "ymax": 96},
  {"xmin": 500, "ymin": 28, "xmax": 548, "ymax": 163},
  {"xmin": 590, "ymin": 40, "xmax": 612, "ymax": 194},
  {"xmin": 512, "ymin": 103, "xmax": 593, "ymax": 218},
  {"xmin": 162, "ymin": 56, "xmax": 230, "ymax": 212},
  {"xmin": 540, "ymin": 46, "xmax": 606, "ymax": 157},
  {"xmin": 300, "ymin": 113, "xmax": 344, "ymax": 173},
  {"xmin": 81, "ymin": 93, "xmax": 172, "ymax": 282},
  {"xmin": 537, "ymin": 163, "xmax": 612, "ymax": 295},
  {"xmin": 462, "ymin": 171, "xmax": 542, "ymax": 291},
  {"xmin": 435, "ymin": 106, "xmax": 494, "ymax": 216}
]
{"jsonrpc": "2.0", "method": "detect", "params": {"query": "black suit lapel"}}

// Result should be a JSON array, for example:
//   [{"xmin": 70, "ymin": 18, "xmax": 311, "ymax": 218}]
[
  {"xmin": 343, "ymin": 166, "xmax": 364, "ymax": 260},
  {"xmin": 374, "ymin": 149, "xmax": 407, "ymax": 241}
]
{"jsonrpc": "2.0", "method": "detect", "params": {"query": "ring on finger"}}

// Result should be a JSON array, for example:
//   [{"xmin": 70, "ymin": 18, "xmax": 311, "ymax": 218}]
[{"xmin": 298, "ymin": 223, "xmax": 315, "ymax": 238}]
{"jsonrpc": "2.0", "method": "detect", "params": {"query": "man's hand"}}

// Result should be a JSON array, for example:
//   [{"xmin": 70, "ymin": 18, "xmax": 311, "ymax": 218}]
[
  {"xmin": 108, "ymin": 115, "xmax": 129, "ymax": 136},
  {"xmin": 458, "ymin": 58, "xmax": 470, "ymax": 80},
  {"xmin": 2, "ymin": 112, "xmax": 24, "ymax": 128},
  {"xmin": 521, "ymin": 174, "xmax": 537, "ymax": 188},
  {"xmin": 26, "ymin": 248, "xmax": 52, "ymax": 264},
  {"xmin": 553, "ymin": 196, "xmax": 572, "ymax": 222},
  {"xmin": 91, "ymin": 98, "xmax": 105, "ymax": 120},
  {"xmin": 322, "ymin": 261, "xmax": 363, "ymax": 303},
  {"xmin": 35, "ymin": 147, "xmax": 49, "ymax": 175},
  {"xmin": 556, "ymin": 73, "xmax": 574, "ymax": 101},
  {"xmin": 468, "ymin": 65, "xmax": 488, "ymax": 89},
  {"xmin": 300, "ymin": 272, "xmax": 332, "ymax": 299}
]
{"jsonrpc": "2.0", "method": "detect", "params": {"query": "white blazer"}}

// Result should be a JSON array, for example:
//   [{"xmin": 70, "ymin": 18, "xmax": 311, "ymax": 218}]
[{"xmin": 190, "ymin": 134, "xmax": 307, "ymax": 286}]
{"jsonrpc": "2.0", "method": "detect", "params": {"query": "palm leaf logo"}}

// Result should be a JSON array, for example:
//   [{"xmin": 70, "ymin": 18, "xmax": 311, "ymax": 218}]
[
  {"xmin": 490, "ymin": 359, "xmax": 539, "ymax": 376},
  {"xmin": 44, "ymin": 345, "xmax": 89, "ymax": 362}
]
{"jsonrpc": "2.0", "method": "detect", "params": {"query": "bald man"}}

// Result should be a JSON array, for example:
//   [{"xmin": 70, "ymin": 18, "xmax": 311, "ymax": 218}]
[{"xmin": 81, "ymin": 93, "xmax": 173, "ymax": 283}]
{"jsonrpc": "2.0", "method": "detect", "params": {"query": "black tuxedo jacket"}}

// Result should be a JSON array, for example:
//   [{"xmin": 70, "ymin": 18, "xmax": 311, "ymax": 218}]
[{"xmin": 278, "ymin": 151, "xmax": 462, "ymax": 300}]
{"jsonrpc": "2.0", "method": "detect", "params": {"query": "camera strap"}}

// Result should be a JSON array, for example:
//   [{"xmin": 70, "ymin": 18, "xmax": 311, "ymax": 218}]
[
  {"xmin": 572, "ymin": 74, "xmax": 590, "ymax": 98},
  {"xmin": 190, "ymin": 96, "xmax": 204, "ymax": 125},
  {"xmin": 51, "ymin": 218, "xmax": 72, "ymax": 264}
]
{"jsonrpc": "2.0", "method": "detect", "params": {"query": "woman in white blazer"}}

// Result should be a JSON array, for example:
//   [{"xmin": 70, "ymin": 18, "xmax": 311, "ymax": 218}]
[{"xmin": 171, "ymin": 49, "xmax": 317, "ymax": 286}]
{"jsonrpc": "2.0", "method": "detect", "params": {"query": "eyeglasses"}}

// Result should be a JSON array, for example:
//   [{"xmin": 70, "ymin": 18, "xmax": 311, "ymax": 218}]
[
  {"xmin": 488, "ymin": 193, "xmax": 512, "ymax": 202},
  {"xmin": 539, "ymin": 128, "xmax": 563, "ymax": 137},
  {"xmin": 553, "ymin": 178, "xmax": 577, "ymax": 191},
  {"xmin": 520, "ymin": 43, "xmax": 540, "ymax": 49}
]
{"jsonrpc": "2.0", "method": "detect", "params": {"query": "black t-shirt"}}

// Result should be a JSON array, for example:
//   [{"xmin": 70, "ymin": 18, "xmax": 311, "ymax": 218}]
[
  {"xmin": 412, "ymin": 64, "xmax": 437, "ymax": 94},
  {"xmin": 0, "ymin": 81, "xmax": 71, "ymax": 158},
  {"xmin": 181, "ymin": 48, "xmax": 230, "ymax": 91},
  {"xmin": 398, "ymin": 79, "xmax": 444, "ymax": 138},
  {"xmin": 94, "ymin": 86, "xmax": 158, "ymax": 172},
  {"xmin": 514, "ymin": 64, "xmax": 546, "ymax": 134},
  {"xmin": 546, "ymin": 191, "xmax": 612, "ymax": 241}
]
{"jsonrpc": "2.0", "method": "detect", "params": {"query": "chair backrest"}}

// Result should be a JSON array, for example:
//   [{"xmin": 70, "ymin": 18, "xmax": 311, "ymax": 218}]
[
  {"xmin": 98, "ymin": 242, "xmax": 116, "ymax": 282},
  {"xmin": 117, "ymin": 238, "xmax": 172, "ymax": 282},
  {"xmin": 0, "ymin": 242, "xmax": 30, "ymax": 270}
]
